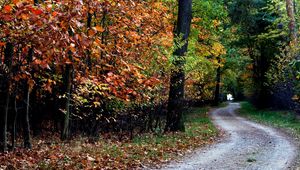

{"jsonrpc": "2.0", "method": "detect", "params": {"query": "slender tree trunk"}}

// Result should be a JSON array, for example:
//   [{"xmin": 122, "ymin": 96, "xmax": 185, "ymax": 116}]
[
  {"xmin": 0, "ymin": 42, "xmax": 13, "ymax": 152},
  {"xmin": 286, "ymin": 0, "xmax": 297, "ymax": 43},
  {"xmin": 86, "ymin": 10, "xmax": 92, "ymax": 70},
  {"xmin": 214, "ymin": 57, "xmax": 221, "ymax": 105},
  {"xmin": 165, "ymin": 0, "xmax": 192, "ymax": 132},
  {"xmin": 1, "ymin": 87, "xmax": 10, "ymax": 152},
  {"xmin": 99, "ymin": 9, "xmax": 107, "ymax": 76},
  {"xmin": 61, "ymin": 63, "xmax": 72, "ymax": 140},
  {"xmin": 61, "ymin": 28, "xmax": 74, "ymax": 140},
  {"xmin": 11, "ymin": 94, "xmax": 18, "ymax": 150},
  {"xmin": 22, "ymin": 48, "xmax": 33, "ymax": 149},
  {"xmin": 23, "ymin": 85, "xmax": 32, "ymax": 148},
  {"xmin": 30, "ymin": 0, "xmax": 40, "ymax": 139},
  {"xmin": 100, "ymin": 10, "xmax": 107, "ymax": 59}
]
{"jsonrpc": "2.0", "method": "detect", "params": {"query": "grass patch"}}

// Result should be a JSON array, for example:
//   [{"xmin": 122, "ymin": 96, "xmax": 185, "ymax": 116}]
[
  {"xmin": 0, "ymin": 107, "xmax": 219, "ymax": 169},
  {"xmin": 130, "ymin": 106, "xmax": 218, "ymax": 167},
  {"xmin": 239, "ymin": 101, "xmax": 300, "ymax": 136}
]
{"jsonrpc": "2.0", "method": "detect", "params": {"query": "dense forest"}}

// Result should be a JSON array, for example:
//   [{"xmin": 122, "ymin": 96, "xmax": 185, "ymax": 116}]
[{"xmin": 0, "ymin": 0, "xmax": 300, "ymax": 168}]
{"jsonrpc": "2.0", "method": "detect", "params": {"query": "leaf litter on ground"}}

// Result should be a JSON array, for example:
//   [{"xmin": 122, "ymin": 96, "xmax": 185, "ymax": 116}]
[{"xmin": 0, "ymin": 107, "xmax": 219, "ymax": 169}]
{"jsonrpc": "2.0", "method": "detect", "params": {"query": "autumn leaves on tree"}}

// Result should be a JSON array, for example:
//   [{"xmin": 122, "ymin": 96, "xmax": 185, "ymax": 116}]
[
  {"xmin": 1, "ymin": 0, "xmax": 298, "ymax": 155},
  {"xmin": 0, "ymin": 0, "xmax": 175, "ymax": 151}
]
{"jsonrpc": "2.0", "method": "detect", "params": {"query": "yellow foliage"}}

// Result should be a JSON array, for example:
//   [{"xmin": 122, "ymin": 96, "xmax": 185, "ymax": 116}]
[
  {"xmin": 213, "ymin": 20, "xmax": 221, "ymax": 28},
  {"xmin": 192, "ymin": 17, "xmax": 202, "ymax": 22},
  {"xmin": 210, "ymin": 42, "xmax": 226, "ymax": 56},
  {"xmin": 197, "ymin": 45, "xmax": 211, "ymax": 57}
]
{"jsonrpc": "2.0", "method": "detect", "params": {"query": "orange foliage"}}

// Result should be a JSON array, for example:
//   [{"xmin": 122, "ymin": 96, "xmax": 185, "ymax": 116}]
[{"xmin": 0, "ymin": 0, "xmax": 173, "ymax": 105}]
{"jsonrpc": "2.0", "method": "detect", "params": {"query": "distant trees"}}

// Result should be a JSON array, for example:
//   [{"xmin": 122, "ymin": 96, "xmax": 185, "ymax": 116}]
[
  {"xmin": 226, "ymin": 0, "xmax": 283, "ymax": 108},
  {"xmin": 184, "ymin": 0, "xmax": 229, "ymax": 104},
  {"xmin": 225, "ymin": 0, "xmax": 300, "ymax": 110}
]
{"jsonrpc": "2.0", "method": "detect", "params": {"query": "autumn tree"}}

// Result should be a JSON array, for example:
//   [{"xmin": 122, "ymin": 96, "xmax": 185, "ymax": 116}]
[
  {"xmin": 166, "ymin": 0, "xmax": 192, "ymax": 132},
  {"xmin": 0, "ymin": 0, "xmax": 174, "ymax": 150}
]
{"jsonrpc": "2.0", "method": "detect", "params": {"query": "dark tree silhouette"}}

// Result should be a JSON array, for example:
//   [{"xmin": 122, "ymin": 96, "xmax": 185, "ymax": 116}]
[{"xmin": 166, "ymin": 0, "xmax": 192, "ymax": 132}]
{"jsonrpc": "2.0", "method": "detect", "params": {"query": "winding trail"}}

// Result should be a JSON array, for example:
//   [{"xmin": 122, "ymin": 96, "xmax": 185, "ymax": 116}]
[{"xmin": 161, "ymin": 103, "xmax": 298, "ymax": 170}]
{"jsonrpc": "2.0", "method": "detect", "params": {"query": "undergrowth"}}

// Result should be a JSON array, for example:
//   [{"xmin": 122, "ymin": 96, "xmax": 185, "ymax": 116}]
[
  {"xmin": 0, "ymin": 107, "xmax": 218, "ymax": 169},
  {"xmin": 239, "ymin": 102, "xmax": 300, "ymax": 136}
]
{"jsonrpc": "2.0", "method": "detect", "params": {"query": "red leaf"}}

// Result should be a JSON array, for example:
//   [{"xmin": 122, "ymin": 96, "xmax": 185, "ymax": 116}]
[
  {"xmin": 52, "ymin": 11, "xmax": 58, "ymax": 17},
  {"xmin": 31, "ymin": 8, "xmax": 43, "ymax": 15},
  {"xmin": 3, "ymin": 5, "xmax": 12, "ymax": 13},
  {"xmin": 0, "ymin": 42, "xmax": 5, "ymax": 46}
]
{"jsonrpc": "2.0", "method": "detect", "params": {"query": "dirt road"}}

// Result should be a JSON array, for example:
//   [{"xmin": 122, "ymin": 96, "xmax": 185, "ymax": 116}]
[{"xmin": 161, "ymin": 103, "xmax": 298, "ymax": 170}]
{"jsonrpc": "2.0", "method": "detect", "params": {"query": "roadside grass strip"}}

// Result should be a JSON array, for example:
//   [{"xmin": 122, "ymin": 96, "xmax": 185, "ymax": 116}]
[{"xmin": 239, "ymin": 102, "xmax": 300, "ymax": 136}]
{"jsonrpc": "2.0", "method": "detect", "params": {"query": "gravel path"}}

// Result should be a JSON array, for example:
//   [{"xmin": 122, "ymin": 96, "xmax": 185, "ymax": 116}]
[{"xmin": 160, "ymin": 103, "xmax": 298, "ymax": 170}]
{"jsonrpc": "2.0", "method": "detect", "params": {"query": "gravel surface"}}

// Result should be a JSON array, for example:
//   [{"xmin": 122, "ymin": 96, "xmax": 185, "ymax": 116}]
[{"xmin": 160, "ymin": 103, "xmax": 299, "ymax": 170}]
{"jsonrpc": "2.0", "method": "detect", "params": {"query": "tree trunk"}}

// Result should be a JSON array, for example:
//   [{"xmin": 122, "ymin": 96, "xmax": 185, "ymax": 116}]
[
  {"xmin": 23, "ymin": 86, "xmax": 32, "ymax": 148},
  {"xmin": 86, "ymin": 11, "xmax": 92, "ymax": 69},
  {"xmin": 165, "ymin": 0, "xmax": 192, "ymax": 132},
  {"xmin": 214, "ymin": 57, "xmax": 221, "ymax": 105},
  {"xmin": 286, "ymin": 0, "xmax": 297, "ymax": 43},
  {"xmin": 0, "ymin": 43, "xmax": 13, "ymax": 152},
  {"xmin": 61, "ymin": 28, "xmax": 74, "ymax": 141},
  {"xmin": 61, "ymin": 63, "xmax": 72, "ymax": 140},
  {"xmin": 22, "ymin": 48, "xmax": 33, "ymax": 149},
  {"xmin": 11, "ymin": 94, "xmax": 18, "ymax": 150}
]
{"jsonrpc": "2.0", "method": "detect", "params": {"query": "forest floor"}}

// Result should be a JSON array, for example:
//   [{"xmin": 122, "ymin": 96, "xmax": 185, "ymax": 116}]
[
  {"xmin": 0, "ymin": 107, "xmax": 219, "ymax": 169},
  {"xmin": 159, "ymin": 103, "xmax": 299, "ymax": 170}
]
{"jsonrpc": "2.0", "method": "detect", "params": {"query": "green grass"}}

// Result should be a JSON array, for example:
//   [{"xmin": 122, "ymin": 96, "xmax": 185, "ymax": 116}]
[
  {"xmin": 184, "ymin": 107, "xmax": 217, "ymax": 137},
  {"xmin": 133, "ymin": 106, "xmax": 218, "ymax": 143},
  {"xmin": 239, "ymin": 102, "xmax": 300, "ymax": 136},
  {"xmin": 129, "ymin": 106, "xmax": 218, "ymax": 166}
]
